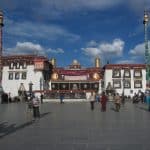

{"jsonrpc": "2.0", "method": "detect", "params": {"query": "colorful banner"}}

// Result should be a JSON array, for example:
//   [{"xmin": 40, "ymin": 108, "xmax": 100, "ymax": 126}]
[
  {"xmin": 64, "ymin": 75, "xmax": 87, "ymax": 80},
  {"xmin": 59, "ymin": 70, "xmax": 88, "ymax": 76}
]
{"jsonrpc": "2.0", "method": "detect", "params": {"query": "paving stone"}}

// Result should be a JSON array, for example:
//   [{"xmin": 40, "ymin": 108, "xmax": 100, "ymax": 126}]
[{"xmin": 0, "ymin": 101, "xmax": 150, "ymax": 150}]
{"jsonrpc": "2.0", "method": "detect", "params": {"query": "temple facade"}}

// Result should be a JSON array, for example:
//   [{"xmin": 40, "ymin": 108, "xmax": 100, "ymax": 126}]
[
  {"xmin": 46, "ymin": 58, "xmax": 102, "ymax": 99},
  {"xmin": 1, "ymin": 54, "xmax": 148, "ymax": 100}
]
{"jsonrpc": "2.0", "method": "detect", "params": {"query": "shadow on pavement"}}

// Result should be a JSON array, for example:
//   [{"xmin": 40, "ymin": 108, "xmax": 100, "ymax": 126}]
[
  {"xmin": 110, "ymin": 107, "xmax": 117, "ymax": 112},
  {"xmin": 40, "ymin": 112, "xmax": 51, "ymax": 118},
  {"xmin": 0, "ymin": 121, "xmax": 34, "ymax": 139},
  {"xmin": 135, "ymin": 105, "xmax": 148, "ymax": 112},
  {"xmin": 0, "ymin": 112, "xmax": 51, "ymax": 139}
]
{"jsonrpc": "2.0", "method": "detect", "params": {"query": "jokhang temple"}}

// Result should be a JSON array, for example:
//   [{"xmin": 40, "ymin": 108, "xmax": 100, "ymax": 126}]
[{"xmin": 47, "ymin": 58, "xmax": 103, "ymax": 99}]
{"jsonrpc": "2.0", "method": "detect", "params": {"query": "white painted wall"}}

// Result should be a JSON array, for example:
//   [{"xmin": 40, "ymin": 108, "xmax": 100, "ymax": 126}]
[
  {"xmin": 104, "ymin": 68, "xmax": 146, "ymax": 97},
  {"xmin": 2, "ymin": 65, "xmax": 43, "ymax": 97},
  {"xmin": 104, "ymin": 69, "xmax": 112, "ymax": 89},
  {"xmin": 2, "ymin": 63, "xmax": 147, "ymax": 99}
]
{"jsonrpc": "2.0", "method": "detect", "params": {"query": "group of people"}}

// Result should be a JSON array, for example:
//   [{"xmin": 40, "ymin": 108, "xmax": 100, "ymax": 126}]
[
  {"xmin": 1, "ymin": 92, "xmax": 12, "ymax": 103},
  {"xmin": 132, "ymin": 91, "xmax": 145, "ymax": 103},
  {"xmin": 89, "ymin": 91, "xmax": 121, "ymax": 112},
  {"xmin": 132, "ymin": 91, "xmax": 150, "ymax": 111},
  {"xmin": 89, "ymin": 90, "xmax": 150, "ymax": 112}
]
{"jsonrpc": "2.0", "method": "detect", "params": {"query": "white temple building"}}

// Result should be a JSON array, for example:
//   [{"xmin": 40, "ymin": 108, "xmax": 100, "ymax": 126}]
[
  {"xmin": 103, "ymin": 64, "xmax": 146, "ymax": 97},
  {"xmin": 2, "ymin": 55, "xmax": 51, "ymax": 98}
]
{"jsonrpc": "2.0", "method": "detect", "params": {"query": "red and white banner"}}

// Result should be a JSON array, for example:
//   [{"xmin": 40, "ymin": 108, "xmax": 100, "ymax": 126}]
[
  {"xmin": 64, "ymin": 75, "xmax": 87, "ymax": 80},
  {"xmin": 59, "ymin": 70, "xmax": 88, "ymax": 76}
]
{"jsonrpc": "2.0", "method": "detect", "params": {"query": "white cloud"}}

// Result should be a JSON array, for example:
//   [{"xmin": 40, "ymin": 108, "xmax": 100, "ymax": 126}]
[
  {"xmin": 5, "ymin": 42, "xmax": 44, "ymax": 55},
  {"xmin": 47, "ymin": 48, "xmax": 64, "ymax": 54},
  {"xmin": 86, "ymin": 40, "xmax": 98, "ymax": 47},
  {"xmin": 5, "ymin": 41, "xmax": 65, "ymax": 56},
  {"xmin": 116, "ymin": 59, "xmax": 136, "ymax": 64},
  {"xmin": 39, "ymin": 0, "xmax": 122, "ymax": 12},
  {"xmin": 129, "ymin": 42, "xmax": 150, "ymax": 56},
  {"xmin": 83, "ymin": 38, "xmax": 124, "ymax": 57},
  {"xmin": 16, "ymin": 42, "xmax": 43, "ymax": 51},
  {"xmin": 127, "ymin": 41, "xmax": 150, "ymax": 63},
  {"xmin": 4, "ymin": 18, "xmax": 80, "ymax": 41},
  {"xmin": 82, "ymin": 47, "xmax": 101, "ymax": 56},
  {"xmin": 82, "ymin": 38, "xmax": 125, "ymax": 65},
  {"xmin": 99, "ymin": 39, "xmax": 124, "ymax": 56}
]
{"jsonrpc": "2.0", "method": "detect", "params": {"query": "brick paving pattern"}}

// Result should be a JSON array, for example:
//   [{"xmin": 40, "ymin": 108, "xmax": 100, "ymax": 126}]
[{"xmin": 0, "ymin": 101, "xmax": 150, "ymax": 150}]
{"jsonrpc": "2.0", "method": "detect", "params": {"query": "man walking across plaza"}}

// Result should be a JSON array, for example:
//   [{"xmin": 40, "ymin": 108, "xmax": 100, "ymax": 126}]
[
  {"xmin": 114, "ymin": 93, "xmax": 121, "ymax": 112},
  {"xmin": 32, "ymin": 96, "xmax": 40, "ymax": 119},
  {"xmin": 60, "ymin": 93, "xmax": 64, "ymax": 104},
  {"xmin": 40, "ymin": 93, "xmax": 44, "ymax": 104},
  {"xmin": 89, "ymin": 91, "xmax": 95, "ymax": 110}
]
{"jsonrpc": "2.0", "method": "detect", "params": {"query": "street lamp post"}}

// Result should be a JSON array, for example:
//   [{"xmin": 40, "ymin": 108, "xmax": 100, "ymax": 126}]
[
  {"xmin": 29, "ymin": 82, "xmax": 33, "ymax": 99},
  {"xmin": 143, "ymin": 10, "xmax": 150, "ymax": 89},
  {"xmin": 0, "ymin": 84, "xmax": 3, "ymax": 103},
  {"xmin": 40, "ymin": 77, "xmax": 43, "ymax": 90},
  {"xmin": 0, "ymin": 10, "xmax": 4, "ymax": 85},
  {"xmin": 122, "ymin": 76, "xmax": 125, "ymax": 104},
  {"xmin": 122, "ymin": 79, "xmax": 124, "ymax": 95}
]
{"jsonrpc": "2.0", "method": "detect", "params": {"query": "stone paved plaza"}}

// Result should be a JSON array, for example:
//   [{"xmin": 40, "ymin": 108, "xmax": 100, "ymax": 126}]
[{"xmin": 0, "ymin": 101, "xmax": 150, "ymax": 150}]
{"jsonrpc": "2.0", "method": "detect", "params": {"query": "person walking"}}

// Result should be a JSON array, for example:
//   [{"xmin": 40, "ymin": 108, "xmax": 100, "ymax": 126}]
[
  {"xmin": 132, "ymin": 93, "xmax": 138, "ymax": 103},
  {"xmin": 121, "ymin": 93, "xmax": 125, "ymax": 106},
  {"xmin": 40, "ymin": 93, "xmax": 44, "ymax": 104},
  {"xmin": 26, "ymin": 98, "xmax": 33, "ymax": 121},
  {"xmin": 32, "ymin": 96, "xmax": 40, "ymax": 119},
  {"xmin": 89, "ymin": 91, "xmax": 95, "ymax": 110},
  {"xmin": 60, "ymin": 93, "xmax": 64, "ymax": 104},
  {"xmin": 114, "ymin": 93, "xmax": 121, "ymax": 112},
  {"xmin": 95, "ymin": 92, "xmax": 100, "ymax": 102},
  {"xmin": 100, "ymin": 92, "xmax": 107, "ymax": 112},
  {"xmin": 146, "ymin": 92, "xmax": 150, "ymax": 111},
  {"xmin": 140, "ymin": 92, "xmax": 145, "ymax": 103}
]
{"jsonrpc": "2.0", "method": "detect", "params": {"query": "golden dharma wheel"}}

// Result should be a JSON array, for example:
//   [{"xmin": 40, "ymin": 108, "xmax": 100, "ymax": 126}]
[
  {"xmin": 93, "ymin": 73, "xmax": 100, "ymax": 80},
  {"xmin": 51, "ymin": 58, "xmax": 56, "ymax": 66},
  {"xmin": 95, "ymin": 57, "xmax": 100, "ymax": 68},
  {"xmin": 51, "ymin": 72, "xmax": 58, "ymax": 80}
]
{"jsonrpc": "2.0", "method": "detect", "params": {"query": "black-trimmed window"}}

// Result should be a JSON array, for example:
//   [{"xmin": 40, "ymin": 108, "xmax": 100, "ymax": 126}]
[
  {"xmin": 134, "ymin": 80, "xmax": 142, "ymax": 88},
  {"xmin": 8, "ymin": 72, "xmax": 13, "ymax": 80},
  {"xmin": 113, "ymin": 80, "xmax": 121, "ymax": 88},
  {"xmin": 134, "ymin": 69, "xmax": 142, "ymax": 78},
  {"xmin": 112, "ymin": 69, "xmax": 121, "ymax": 78},
  {"xmin": 80, "ymin": 83, "xmax": 90, "ymax": 90},
  {"xmin": 15, "ymin": 72, "xmax": 20, "ymax": 80},
  {"xmin": 22, "ymin": 62, "xmax": 27, "ymax": 69},
  {"xmin": 91, "ymin": 83, "xmax": 99, "ymax": 90},
  {"xmin": 59, "ymin": 83, "xmax": 69, "ymax": 90},
  {"xmin": 124, "ymin": 69, "xmax": 131, "ymax": 78},
  {"xmin": 51, "ymin": 83, "xmax": 59, "ymax": 90},
  {"xmin": 16, "ymin": 62, "xmax": 20, "ymax": 69},
  {"xmin": 70, "ymin": 83, "xmax": 79, "ymax": 90},
  {"xmin": 9, "ymin": 63, "xmax": 14, "ymax": 69},
  {"xmin": 124, "ymin": 80, "xmax": 131, "ymax": 88},
  {"xmin": 21, "ymin": 72, "xmax": 27, "ymax": 80}
]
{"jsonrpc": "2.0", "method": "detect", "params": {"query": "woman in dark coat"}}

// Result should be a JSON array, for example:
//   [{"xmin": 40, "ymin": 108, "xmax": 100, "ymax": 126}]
[{"xmin": 100, "ymin": 92, "xmax": 107, "ymax": 112}]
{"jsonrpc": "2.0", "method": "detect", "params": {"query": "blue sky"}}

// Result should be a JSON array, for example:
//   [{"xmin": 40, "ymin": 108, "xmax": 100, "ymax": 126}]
[{"xmin": 0, "ymin": 0, "xmax": 150, "ymax": 67}]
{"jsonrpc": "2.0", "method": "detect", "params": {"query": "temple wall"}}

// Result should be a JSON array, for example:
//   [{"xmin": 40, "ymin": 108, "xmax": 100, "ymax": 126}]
[
  {"xmin": 2, "ymin": 65, "xmax": 43, "ymax": 97},
  {"xmin": 104, "ymin": 68, "xmax": 146, "ymax": 97}
]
